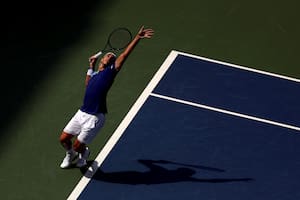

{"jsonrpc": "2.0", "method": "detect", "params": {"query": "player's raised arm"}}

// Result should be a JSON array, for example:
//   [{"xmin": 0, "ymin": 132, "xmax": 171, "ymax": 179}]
[
  {"xmin": 85, "ymin": 57, "xmax": 97, "ymax": 86},
  {"xmin": 115, "ymin": 26, "xmax": 154, "ymax": 71}
]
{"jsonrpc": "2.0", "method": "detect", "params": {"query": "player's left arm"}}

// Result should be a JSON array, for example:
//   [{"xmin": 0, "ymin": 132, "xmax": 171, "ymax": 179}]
[{"xmin": 114, "ymin": 26, "xmax": 154, "ymax": 71}]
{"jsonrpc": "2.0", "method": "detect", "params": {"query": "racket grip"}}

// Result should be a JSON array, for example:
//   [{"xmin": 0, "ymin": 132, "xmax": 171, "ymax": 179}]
[{"xmin": 93, "ymin": 51, "xmax": 103, "ymax": 58}]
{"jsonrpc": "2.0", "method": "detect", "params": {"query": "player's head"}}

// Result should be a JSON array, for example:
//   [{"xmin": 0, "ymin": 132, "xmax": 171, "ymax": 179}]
[{"xmin": 100, "ymin": 52, "xmax": 116, "ymax": 67}]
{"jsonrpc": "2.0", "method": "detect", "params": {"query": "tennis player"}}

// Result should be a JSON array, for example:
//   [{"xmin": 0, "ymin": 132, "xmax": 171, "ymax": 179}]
[{"xmin": 59, "ymin": 26, "xmax": 154, "ymax": 168}]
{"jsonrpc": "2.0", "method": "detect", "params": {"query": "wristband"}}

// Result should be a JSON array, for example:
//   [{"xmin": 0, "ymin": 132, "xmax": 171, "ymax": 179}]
[{"xmin": 87, "ymin": 69, "xmax": 93, "ymax": 76}]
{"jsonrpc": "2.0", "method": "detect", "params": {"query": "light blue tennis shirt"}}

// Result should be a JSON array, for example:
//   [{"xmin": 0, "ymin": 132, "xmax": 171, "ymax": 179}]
[{"xmin": 80, "ymin": 64, "xmax": 118, "ymax": 115}]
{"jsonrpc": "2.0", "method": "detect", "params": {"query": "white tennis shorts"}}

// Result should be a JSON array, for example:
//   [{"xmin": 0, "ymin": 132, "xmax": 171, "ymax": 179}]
[{"xmin": 63, "ymin": 109, "xmax": 105, "ymax": 144}]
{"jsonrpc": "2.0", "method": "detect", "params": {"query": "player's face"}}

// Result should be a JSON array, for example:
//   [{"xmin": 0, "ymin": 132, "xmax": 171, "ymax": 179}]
[{"xmin": 101, "ymin": 53, "xmax": 116, "ymax": 66}]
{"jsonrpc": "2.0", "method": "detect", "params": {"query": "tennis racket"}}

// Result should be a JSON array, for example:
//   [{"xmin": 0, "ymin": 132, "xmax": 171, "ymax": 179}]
[
  {"xmin": 157, "ymin": 160, "xmax": 225, "ymax": 172},
  {"xmin": 91, "ymin": 27, "xmax": 132, "ymax": 59}
]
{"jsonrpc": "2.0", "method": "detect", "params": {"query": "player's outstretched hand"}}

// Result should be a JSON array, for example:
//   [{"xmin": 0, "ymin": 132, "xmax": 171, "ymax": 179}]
[{"xmin": 138, "ymin": 26, "xmax": 154, "ymax": 39}]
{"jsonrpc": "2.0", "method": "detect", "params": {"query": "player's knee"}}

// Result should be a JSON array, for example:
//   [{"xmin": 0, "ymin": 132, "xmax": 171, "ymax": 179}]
[{"xmin": 59, "ymin": 132, "xmax": 73, "ymax": 143}]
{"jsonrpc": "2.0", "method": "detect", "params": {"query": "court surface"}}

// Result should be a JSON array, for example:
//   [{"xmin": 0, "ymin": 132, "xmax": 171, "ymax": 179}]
[{"xmin": 69, "ymin": 50, "xmax": 300, "ymax": 200}]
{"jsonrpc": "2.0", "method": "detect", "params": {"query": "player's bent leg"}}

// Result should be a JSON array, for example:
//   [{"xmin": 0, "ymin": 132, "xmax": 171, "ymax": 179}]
[
  {"xmin": 72, "ymin": 112, "xmax": 105, "ymax": 168},
  {"xmin": 59, "ymin": 132, "xmax": 78, "ymax": 169},
  {"xmin": 73, "ymin": 138, "xmax": 86, "ymax": 153},
  {"xmin": 59, "ymin": 131, "xmax": 74, "ymax": 150},
  {"xmin": 74, "ymin": 139, "xmax": 90, "ymax": 168}
]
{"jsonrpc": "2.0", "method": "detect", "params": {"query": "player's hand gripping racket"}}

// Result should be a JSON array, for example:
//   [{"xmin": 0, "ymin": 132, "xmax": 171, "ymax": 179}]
[{"xmin": 91, "ymin": 27, "xmax": 132, "ymax": 59}]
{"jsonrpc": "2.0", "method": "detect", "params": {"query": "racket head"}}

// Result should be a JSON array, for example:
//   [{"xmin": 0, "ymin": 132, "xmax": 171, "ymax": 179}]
[{"xmin": 107, "ymin": 27, "xmax": 132, "ymax": 51}]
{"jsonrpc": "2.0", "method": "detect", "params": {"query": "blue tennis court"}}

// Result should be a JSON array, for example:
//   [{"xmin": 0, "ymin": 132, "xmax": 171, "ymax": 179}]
[{"xmin": 69, "ymin": 51, "xmax": 300, "ymax": 200}]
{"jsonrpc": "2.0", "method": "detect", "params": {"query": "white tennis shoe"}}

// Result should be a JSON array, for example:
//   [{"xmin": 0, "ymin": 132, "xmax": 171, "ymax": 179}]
[
  {"xmin": 76, "ymin": 147, "xmax": 90, "ymax": 168},
  {"xmin": 60, "ymin": 150, "xmax": 78, "ymax": 169}
]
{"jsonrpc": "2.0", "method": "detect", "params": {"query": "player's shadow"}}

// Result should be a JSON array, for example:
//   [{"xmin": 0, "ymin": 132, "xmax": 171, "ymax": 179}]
[{"xmin": 89, "ymin": 159, "xmax": 253, "ymax": 185}]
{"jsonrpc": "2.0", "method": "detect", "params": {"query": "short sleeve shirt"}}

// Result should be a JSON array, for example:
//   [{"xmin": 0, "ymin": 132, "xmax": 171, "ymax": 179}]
[{"xmin": 80, "ymin": 64, "xmax": 118, "ymax": 115}]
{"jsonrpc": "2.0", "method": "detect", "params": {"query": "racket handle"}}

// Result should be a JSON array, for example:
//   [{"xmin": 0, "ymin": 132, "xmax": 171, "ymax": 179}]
[{"xmin": 93, "ymin": 51, "xmax": 103, "ymax": 58}]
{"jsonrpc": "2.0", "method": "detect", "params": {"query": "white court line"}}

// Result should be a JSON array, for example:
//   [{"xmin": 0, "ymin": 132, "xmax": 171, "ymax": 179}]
[
  {"xmin": 175, "ymin": 50, "xmax": 300, "ymax": 83},
  {"xmin": 67, "ymin": 50, "xmax": 300, "ymax": 199},
  {"xmin": 150, "ymin": 93, "xmax": 300, "ymax": 132}
]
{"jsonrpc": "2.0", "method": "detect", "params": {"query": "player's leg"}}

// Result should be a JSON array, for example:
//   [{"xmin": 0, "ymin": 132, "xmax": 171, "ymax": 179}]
[
  {"xmin": 73, "ymin": 139, "xmax": 90, "ymax": 168},
  {"xmin": 59, "ymin": 131, "xmax": 78, "ymax": 168},
  {"xmin": 59, "ymin": 110, "xmax": 82, "ymax": 169},
  {"xmin": 75, "ymin": 113, "xmax": 105, "ymax": 167},
  {"xmin": 59, "ymin": 131, "xmax": 74, "ymax": 151}
]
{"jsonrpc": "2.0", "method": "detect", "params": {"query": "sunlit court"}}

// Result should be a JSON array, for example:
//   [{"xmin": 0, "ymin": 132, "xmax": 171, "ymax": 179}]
[{"xmin": 69, "ymin": 51, "xmax": 300, "ymax": 199}]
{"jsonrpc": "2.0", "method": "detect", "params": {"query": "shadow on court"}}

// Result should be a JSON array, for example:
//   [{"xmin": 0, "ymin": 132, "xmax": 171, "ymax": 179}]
[
  {"xmin": 83, "ymin": 159, "xmax": 253, "ymax": 185},
  {"xmin": 0, "ymin": 0, "xmax": 113, "ymax": 143}
]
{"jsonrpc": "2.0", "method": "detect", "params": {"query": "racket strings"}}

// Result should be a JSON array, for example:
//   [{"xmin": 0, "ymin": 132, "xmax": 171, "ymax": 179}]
[{"xmin": 108, "ymin": 28, "xmax": 132, "ymax": 50}]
